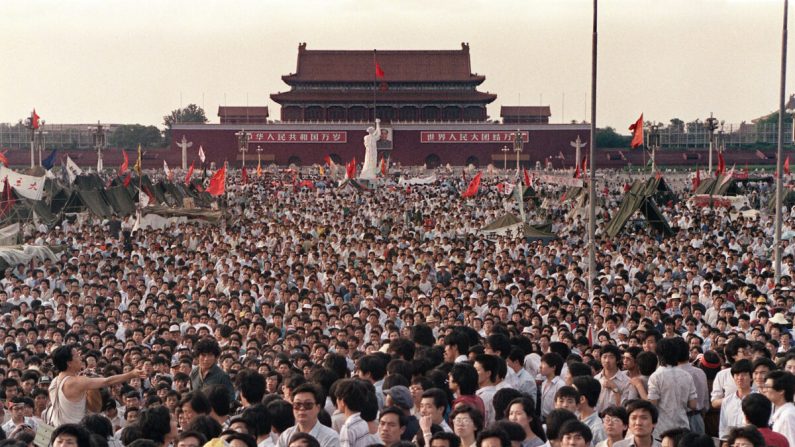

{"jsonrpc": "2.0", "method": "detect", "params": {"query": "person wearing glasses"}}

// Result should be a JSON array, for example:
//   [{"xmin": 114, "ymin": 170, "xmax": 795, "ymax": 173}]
[
  {"xmin": 739, "ymin": 394, "xmax": 788, "ymax": 447},
  {"xmin": 277, "ymin": 383, "xmax": 338, "ymax": 447},
  {"xmin": 762, "ymin": 371, "xmax": 795, "ymax": 443},
  {"xmin": 596, "ymin": 406, "xmax": 628, "ymax": 447}
]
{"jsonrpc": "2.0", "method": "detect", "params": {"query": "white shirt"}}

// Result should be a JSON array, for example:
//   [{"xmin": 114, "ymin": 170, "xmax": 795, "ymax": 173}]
[{"xmin": 771, "ymin": 402, "xmax": 795, "ymax": 443}]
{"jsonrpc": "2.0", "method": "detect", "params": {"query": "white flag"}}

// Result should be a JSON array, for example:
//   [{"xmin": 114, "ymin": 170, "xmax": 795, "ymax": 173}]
[
  {"xmin": 65, "ymin": 156, "xmax": 82, "ymax": 183},
  {"xmin": 132, "ymin": 210, "xmax": 141, "ymax": 233},
  {"xmin": 0, "ymin": 166, "xmax": 45, "ymax": 201},
  {"xmin": 139, "ymin": 189, "xmax": 150, "ymax": 208},
  {"xmin": 163, "ymin": 160, "xmax": 172, "ymax": 180},
  {"xmin": 198, "ymin": 146, "xmax": 206, "ymax": 163}
]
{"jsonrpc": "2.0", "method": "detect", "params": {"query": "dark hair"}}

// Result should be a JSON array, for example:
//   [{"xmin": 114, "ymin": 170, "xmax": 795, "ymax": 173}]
[
  {"xmin": 51, "ymin": 424, "xmax": 92, "ymax": 447},
  {"xmin": 766, "ymin": 370, "xmax": 795, "ymax": 402},
  {"xmin": 444, "ymin": 332, "xmax": 470, "ymax": 357},
  {"xmin": 411, "ymin": 325, "xmax": 435, "ymax": 347},
  {"xmin": 388, "ymin": 338, "xmax": 416, "ymax": 361},
  {"xmin": 186, "ymin": 415, "xmax": 223, "ymax": 441},
  {"xmin": 221, "ymin": 433, "xmax": 257, "ymax": 447},
  {"xmin": 625, "ymin": 399, "xmax": 659, "ymax": 424},
  {"xmin": 474, "ymin": 354, "xmax": 501, "ymax": 383},
  {"xmin": 292, "ymin": 383, "xmax": 323, "ymax": 405},
  {"xmin": 177, "ymin": 431, "xmax": 207, "ymax": 447},
  {"xmin": 267, "ymin": 400, "xmax": 295, "ymax": 433},
  {"xmin": 120, "ymin": 425, "xmax": 143, "ymax": 446},
  {"xmin": 205, "ymin": 384, "xmax": 232, "ymax": 417},
  {"xmin": 449, "ymin": 363, "xmax": 479, "ymax": 396},
  {"xmin": 600, "ymin": 345, "xmax": 622, "ymax": 363},
  {"xmin": 659, "ymin": 428, "xmax": 690, "ymax": 447},
  {"xmin": 730, "ymin": 359, "xmax": 753, "ymax": 377},
  {"xmin": 476, "ymin": 428, "xmax": 510, "ymax": 447},
  {"xmin": 358, "ymin": 355, "xmax": 387, "ymax": 382},
  {"xmin": 491, "ymin": 421, "xmax": 526, "ymax": 442},
  {"xmin": 506, "ymin": 397, "xmax": 546, "ymax": 441},
  {"xmin": 180, "ymin": 391, "xmax": 212, "ymax": 415},
  {"xmin": 540, "ymin": 352, "xmax": 564, "ymax": 376},
  {"xmin": 572, "ymin": 376, "xmax": 601, "ymax": 408},
  {"xmin": 741, "ymin": 393, "xmax": 774, "ymax": 427},
  {"xmin": 51, "ymin": 344, "xmax": 77, "ymax": 372},
  {"xmin": 193, "ymin": 338, "xmax": 221, "ymax": 357},
  {"xmin": 656, "ymin": 338, "xmax": 680, "ymax": 367},
  {"xmin": 287, "ymin": 432, "xmax": 320, "ymax": 447},
  {"xmin": 636, "ymin": 351, "xmax": 658, "ymax": 376},
  {"xmin": 420, "ymin": 388, "xmax": 448, "ymax": 410},
  {"xmin": 726, "ymin": 425, "xmax": 766, "ymax": 447},
  {"xmin": 558, "ymin": 420, "xmax": 593, "ymax": 443},
  {"xmin": 601, "ymin": 405, "xmax": 628, "ymax": 426},
  {"xmin": 240, "ymin": 404, "xmax": 272, "ymax": 438},
  {"xmin": 449, "ymin": 404, "xmax": 484, "ymax": 433},
  {"xmin": 430, "ymin": 432, "xmax": 460, "ymax": 447},
  {"xmin": 235, "ymin": 369, "xmax": 266, "ymax": 405},
  {"xmin": 336, "ymin": 379, "xmax": 369, "ymax": 412},
  {"xmin": 126, "ymin": 440, "xmax": 159, "ymax": 447},
  {"xmin": 81, "ymin": 414, "xmax": 114, "ymax": 438},
  {"xmin": 138, "ymin": 406, "xmax": 172, "ymax": 444},
  {"xmin": 554, "ymin": 386, "xmax": 580, "ymax": 403},
  {"xmin": 567, "ymin": 361, "xmax": 592, "ymax": 378},
  {"xmin": 544, "ymin": 409, "xmax": 577, "ymax": 440},
  {"xmin": 678, "ymin": 433, "xmax": 716, "ymax": 447},
  {"xmin": 485, "ymin": 334, "xmax": 511, "ymax": 359},
  {"xmin": 492, "ymin": 388, "xmax": 523, "ymax": 423},
  {"xmin": 725, "ymin": 337, "xmax": 750, "ymax": 363},
  {"xmin": 379, "ymin": 406, "xmax": 408, "ymax": 428}
]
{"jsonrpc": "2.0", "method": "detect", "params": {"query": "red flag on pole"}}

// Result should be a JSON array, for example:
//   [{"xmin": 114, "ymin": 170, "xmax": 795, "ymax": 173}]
[
  {"xmin": 786, "ymin": 156, "xmax": 791, "ymax": 175},
  {"xmin": 346, "ymin": 158, "xmax": 356, "ymax": 179},
  {"xmin": 380, "ymin": 158, "xmax": 387, "ymax": 176},
  {"xmin": 375, "ymin": 62, "xmax": 385, "ymax": 79},
  {"xmin": 523, "ymin": 168, "xmax": 531, "ymax": 188},
  {"xmin": 206, "ymin": 165, "xmax": 226, "ymax": 196},
  {"xmin": 119, "ymin": 151, "xmax": 129, "ymax": 176},
  {"xmin": 573, "ymin": 162, "xmax": 581, "ymax": 179},
  {"xmin": 185, "ymin": 162, "xmax": 194, "ymax": 185},
  {"xmin": 0, "ymin": 151, "xmax": 8, "ymax": 167},
  {"xmin": 462, "ymin": 172, "xmax": 482, "ymax": 198},
  {"xmin": 629, "ymin": 114, "xmax": 644, "ymax": 149},
  {"xmin": 581, "ymin": 155, "xmax": 588, "ymax": 178},
  {"xmin": 123, "ymin": 173, "xmax": 132, "ymax": 187},
  {"xmin": 693, "ymin": 167, "xmax": 701, "ymax": 192},
  {"xmin": 717, "ymin": 152, "xmax": 726, "ymax": 176},
  {"xmin": 31, "ymin": 109, "xmax": 40, "ymax": 130},
  {"xmin": 241, "ymin": 166, "xmax": 248, "ymax": 185}
]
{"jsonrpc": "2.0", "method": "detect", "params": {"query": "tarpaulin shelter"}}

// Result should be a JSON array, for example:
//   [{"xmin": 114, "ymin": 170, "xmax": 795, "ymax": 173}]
[
  {"xmin": 694, "ymin": 174, "xmax": 740, "ymax": 196},
  {"xmin": 479, "ymin": 213, "xmax": 556, "ymax": 243},
  {"xmin": 605, "ymin": 179, "xmax": 675, "ymax": 238}
]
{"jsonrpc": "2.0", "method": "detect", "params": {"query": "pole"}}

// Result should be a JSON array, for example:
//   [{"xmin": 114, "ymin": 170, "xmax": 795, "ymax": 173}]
[
  {"xmin": 588, "ymin": 0, "xmax": 598, "ymax": 303},
  {"xmin": 373, "ymin": 50, "xmax": 377, "ymax": 123},
  {"xmin": 30, "ymin": 127, "xmax": 35, "ymax": 168},
  {"xmin": 775, "ymin": 0, "xmax": 788, "ymax": 282}
]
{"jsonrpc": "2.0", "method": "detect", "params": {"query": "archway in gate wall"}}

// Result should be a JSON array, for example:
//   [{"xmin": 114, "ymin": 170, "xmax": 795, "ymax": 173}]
[
  {"xmin": 425, "ymin": 154, "xmax": 441, "ymax": 169},
  {"xmin": 287, "ymin": 156, "xmax": 302, "ymax": 166},
  {"xmin": 465, "ymin": 156, "xmax": 480, "ymax": 168}
]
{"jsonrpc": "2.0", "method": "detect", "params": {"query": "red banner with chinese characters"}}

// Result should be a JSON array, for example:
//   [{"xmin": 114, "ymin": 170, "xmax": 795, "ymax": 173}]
[
  {"xmin": 248, "ymin": 131, "xmax": 347, "ymax": 143},
  {"xmin": 420, "ymin": 131, "xmax": 529, "ymax": 143}
]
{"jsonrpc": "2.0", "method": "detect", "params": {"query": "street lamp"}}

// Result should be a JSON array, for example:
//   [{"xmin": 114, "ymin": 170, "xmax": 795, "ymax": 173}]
[
  {"xmin": 235, "ymin": 130, "xmax": 250, "ymax": 167},
  {"xmin": 513, "ymin": 130, "xmax": 524, "ymax": 173},
  {"xmin": 775, "ymin": 0, "xmax": 790, "ymax": 282},
  {"xmin": 92, "ymin": 121, "xmax": 105, "ymax": 172},
  {"xmin": 501, "ymin": 145, "xmax": 511, "ymax": 171},
  {"xmin": 37, "ymin": 129, "xmax": 48, "ymax": 167},
  {"xmin": 648, "ymin": 122, "xmax": 661, "ymax": 173},
  {"xmin": 257, "ymin": 145, "xmax": 263, "ymax": 169},
  {"xmin": 704, "ymin": 113, "xmax": 719, "ymax": 174}
]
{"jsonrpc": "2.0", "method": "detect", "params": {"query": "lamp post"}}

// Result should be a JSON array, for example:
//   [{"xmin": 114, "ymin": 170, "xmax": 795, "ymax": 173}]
[
  {"xmin": 28, "ymin": 118, "xmax": 44, "ymax": 168},
  {"xmin": 235, "ymin": 130, "xmax": 250, "ymax": 167},
  {"xmin": 257, "ymin": 145, "xmax": 263, "ymax": 165},
  {"xmin": 648, "ymin": 123, "xmax": 660, "ymax": 173},
  {"xmin": 37, "ymin": 129, "xmax": 48, "ymax": 167},
  {"xmin": 705, "ymin": 113, "xmax": 719, "ymax": 174},
  {"xmin": 501, "ymin": 145, "xmax": 510, "ymax": 171},
  {"xmin": 513, "ymin": 130, "xmax": 524, "ymax": 173},
  {"xmin": 775, "ymin": 0, "xmax": 789, "ymax": 282},
  {"xmin": 92, "ymin": 121, "xmax": 105, "ymax": 172}
]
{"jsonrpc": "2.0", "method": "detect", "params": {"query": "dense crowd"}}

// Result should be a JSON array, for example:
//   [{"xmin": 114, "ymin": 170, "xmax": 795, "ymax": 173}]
[{"xmin": 1, "ymin": 166, "xmax": 795, "ymax": 447}]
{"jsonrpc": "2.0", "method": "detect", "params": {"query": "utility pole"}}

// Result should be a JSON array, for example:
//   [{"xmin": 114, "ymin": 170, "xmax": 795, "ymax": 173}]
[{"xmin": 775, "ymin": 0, "xmax": 789, "ymax": 282}]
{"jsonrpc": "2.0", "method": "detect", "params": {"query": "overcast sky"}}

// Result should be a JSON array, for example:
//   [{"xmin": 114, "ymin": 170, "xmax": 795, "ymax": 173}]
[{"xmin": 2, "ymin": 0, "xmax": 792, "ymax": 131}]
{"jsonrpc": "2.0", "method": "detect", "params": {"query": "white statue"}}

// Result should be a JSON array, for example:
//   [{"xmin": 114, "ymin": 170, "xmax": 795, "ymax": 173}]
[{"xmin": 360, "ymin": 119, "xmax": 380, "ymax": 180}]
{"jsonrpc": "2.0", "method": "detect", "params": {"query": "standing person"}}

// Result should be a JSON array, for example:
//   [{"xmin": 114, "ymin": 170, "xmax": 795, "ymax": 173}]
[
  {"xmin": 377, "ymin": 407, "xmax": 407, "ymax": 447},
  {"xmin": 190, "ymin": 338, "xmax": 235, "ymax": 401},
  {"xmin": 676, "ymin": 337, "xmax": 709, "ymax": 434},
  {"xmin": 595, "ymin": 406, "xmax": 628, "ymax": 447},
  {"xmin": 474, "ymin": 355, "xmax": 500, "ymax": 426},
  {"xmin": 46, "ymin": 345, "xmax": 143, "ymax": 427},
  {"xmin": 711, "ymin": 338, "xmax": 750, "ymax": 409},
  {"xmin": 718, "ymin": 359, "xmax": 754, "ymax": 440},
  {"xmin": 336, "ymin": 379, "xmax": 372, "ymax": 447},
  {"xmin": 763, "ymin": 370, "xmax": 795, "ymax": 442},
  {"xmin": 613, "ymin": 400, "xmax": 661, "ymax": 447},
  {"xmin": 595, "ymin": 346, "xmax": 631, "ymax": 413},
  {"xmin": 647, "ymin": 338, "xmax": 697, "ymax": 438},
  {"xmin": 540, "ymin": 353, "xmax": 565, "ymax": 420},
  {"xmin": 571, "ymin": 376, "xmax": 606, "ymax": 445},
  {"xmin": 740, "ymin": 393, "xmax": 789, "ymax": 447},
  {"xmin": 277, "ymin": 384, "xmax": 338, "ymax": 447},
  {"xmin": 450, "ymin": 404, "xmax": 484, "ymax": 447}
]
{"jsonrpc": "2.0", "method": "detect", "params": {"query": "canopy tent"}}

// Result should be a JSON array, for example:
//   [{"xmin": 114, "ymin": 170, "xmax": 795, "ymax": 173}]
[
  {"xmin": 605, "ymin": 179, "xmax": 675, "ymax": 238},
  {"xmin": 643, "ymin": 176, "xmax": 678, "ymax": 205},
  {"xmin": 694, "ymin": 174, "xmax": 740, "ymax": 196}
]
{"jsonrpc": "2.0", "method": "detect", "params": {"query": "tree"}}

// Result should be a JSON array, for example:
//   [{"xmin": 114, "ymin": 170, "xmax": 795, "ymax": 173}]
[
  {"xmin": 596, "ymin": 127, "xmax": 631, "ymax": 148},
  {"xmin": 163, "ymin": 104, "xmax": 208, "ymax": 144},
  {"xmin": 109, "ymin": 124, "xmax": 162, "ymax": 150},
  {"xmin": 668, "ymin": 118, "xmax": 685, "ymax": 132}
]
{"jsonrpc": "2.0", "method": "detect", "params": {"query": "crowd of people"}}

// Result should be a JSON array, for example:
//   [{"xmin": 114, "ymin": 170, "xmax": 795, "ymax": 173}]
[{"xmin": 0, "ymin": 165, "xmax": 794, "ymax": 447}]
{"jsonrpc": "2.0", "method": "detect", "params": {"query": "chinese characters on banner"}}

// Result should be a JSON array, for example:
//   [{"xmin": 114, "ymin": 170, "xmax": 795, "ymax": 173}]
[
  {"xmin": 0, "ymin": 166, "xmax": 45, "ymax": 200},
  {"xmin": 248, "ymin": 132, "xmax": 347, "ymax": 143},
  {"xmin": 420, "ymin": 131, "xmax": 529, "ymax": 143}
]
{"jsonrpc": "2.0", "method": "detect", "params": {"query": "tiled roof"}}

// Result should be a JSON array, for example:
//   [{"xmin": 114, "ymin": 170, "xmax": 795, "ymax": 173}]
[
  {"xmin": 500, "ymin": 106, "xmax": 551, "ymax": 117},
  {"xmin": 218, "ymin": 107, "xmax": 269, "ymax": 117},
  {"xmin": 271, "ymin": 89, "xmax": 496, "ymax": 104},
  {"xmin": 282, "ymin": 43, "xmax": 486, "ymax": 83}
]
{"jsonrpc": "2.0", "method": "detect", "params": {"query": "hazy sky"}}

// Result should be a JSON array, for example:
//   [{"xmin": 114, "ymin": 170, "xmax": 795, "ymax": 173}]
[{"xmin": 2, "ymin": 0, "xmax": 792, "ymax": 131}]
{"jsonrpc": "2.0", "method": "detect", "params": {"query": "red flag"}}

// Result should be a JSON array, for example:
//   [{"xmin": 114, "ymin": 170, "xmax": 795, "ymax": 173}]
[
  {"xmin": 717, "ymin": 152, "xmax": 726, "ymax": 176},
  {"xmin": 786, "ymin": 156, "xmax": 791, "ymax": 175},
  {"xmin": 523, "ymin": 168, "xmax": 531, "ymax": 187},
  {"xmin": 462, "ymin": 172, "xmax": 482, "ymax": 198},
  {"xmin": 185, "ymin": 162, "xmax": 194, "ymax": 185},
  {"xmin": 380, "ymin": 158, "xmax": 387, "ymax": 176},
  {"xmin": 0, "ymin": 151, "xmax": 9, "ymax": 166},
  {"xmin": 206, "ymin": 165, "xmax": 226, "ymax": 196},
  {"xmin": 375, "ymin": 61, "xmax": 385, "ymax": 79},
  {"xmin": 346, "ymin": 158, "xmax": 356, "ymax": 179},
  {"xmin": 581, "ymin": 155, "xmax": 588, "ymax": 178},
  {"xmin": 256, "ymin": 163, "xmax": 262, "ymax": 178},
  {"xmin": 242, "ymin": 166, "xmax": 249, "ymax": 185},
  {"xmin": 119, "ymin": 151, "xmax": 129, "ymax": 176},
  {"xmin": 0, "ymin": 177, "xmax": 15, "ymax": 217},
  {"xmin": 31, "ymin": 109, "xmax": 40, "ymax": 130},
  {"xmin": 324, "ymin": 155, "xmax": 332, "ymax": 166},
  {"xmin": 123, "ymin": 173, "xmax": 132, "ymax": 187},
  {"xmin": 573, "ymin": 162, "xmax": 581, "ymax": 179},
  {"xmin": 629, "ymin": 114, "xmax": 644, "ymax": 149},
  {"xmin": 692, "ymin": 167, "xmax": 701, "ymax": 192}
]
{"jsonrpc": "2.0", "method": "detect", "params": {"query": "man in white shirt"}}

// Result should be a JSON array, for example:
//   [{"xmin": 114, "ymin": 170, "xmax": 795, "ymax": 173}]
[
  {"xmin": 762, "ymin": 370, "xmax": 795, "ymax": 442},
  {"xmin": 277, "ymin": 384, "xmax": 338, "ymax": 447},
  {"xmin": 711, "ymin": 338, "xmax": 750, "ymax": 409}
]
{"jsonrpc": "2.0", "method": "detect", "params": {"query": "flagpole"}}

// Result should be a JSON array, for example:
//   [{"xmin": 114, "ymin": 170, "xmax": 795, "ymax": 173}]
[
  {"xmin": 373, "ymin": 50, "xmax": 377, "ymax": 123},
  {"xmin": 775, "ymin": 0, "xmax": 788, "ymax": 282},
  {"xmin": 587, "ymin": 0, "xmax": 598, "ymax": 303}
]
